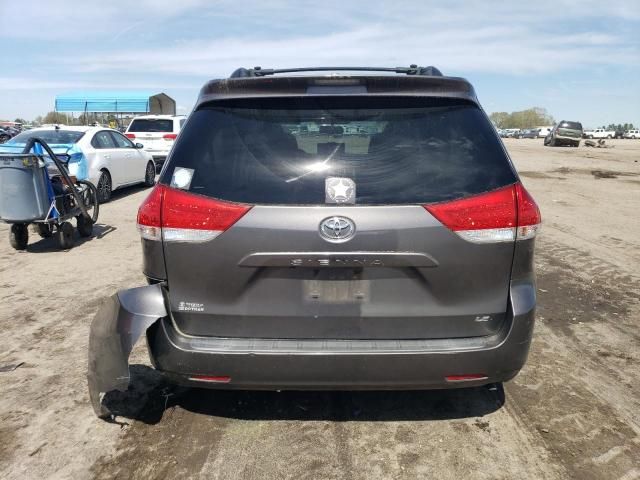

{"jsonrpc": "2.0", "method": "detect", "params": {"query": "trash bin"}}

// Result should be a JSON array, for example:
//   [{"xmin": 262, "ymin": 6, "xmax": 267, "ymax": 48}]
[{"xmin": 0, "ymin": 154, "xmax": 52, "ymax": 222}]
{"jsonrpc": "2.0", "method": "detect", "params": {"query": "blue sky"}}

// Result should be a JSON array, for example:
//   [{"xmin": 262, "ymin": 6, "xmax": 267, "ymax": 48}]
[{"xmin": 1, "ymin": 0, "xmax": 639, "ymax": 127}]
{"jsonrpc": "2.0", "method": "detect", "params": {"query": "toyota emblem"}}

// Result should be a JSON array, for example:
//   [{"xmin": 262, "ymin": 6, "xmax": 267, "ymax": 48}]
[{"xmin": 319, "ymin": 216, "xmax": 356, "ymax": 243}]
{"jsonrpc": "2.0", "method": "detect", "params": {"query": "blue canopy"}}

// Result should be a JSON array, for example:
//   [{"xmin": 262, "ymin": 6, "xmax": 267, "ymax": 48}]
[{"xmin": 55, "ymin": 91, "xmax": 176, "ymax": 114}]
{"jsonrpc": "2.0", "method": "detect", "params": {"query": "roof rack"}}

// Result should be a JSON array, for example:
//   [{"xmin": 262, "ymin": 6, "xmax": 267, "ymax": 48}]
[{"xmin": 230, "ymin": 65, "xmax": 443, "ymax": 78}]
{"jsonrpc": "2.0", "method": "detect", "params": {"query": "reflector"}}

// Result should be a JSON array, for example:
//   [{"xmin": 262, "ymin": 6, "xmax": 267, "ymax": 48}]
[
  {"xmin": 188, "ymin": 375, "xmax": 231, "ymax": 383},
  {"xmin": 445, "ymin": 374, "xmax": 488, "ymax": 382}
]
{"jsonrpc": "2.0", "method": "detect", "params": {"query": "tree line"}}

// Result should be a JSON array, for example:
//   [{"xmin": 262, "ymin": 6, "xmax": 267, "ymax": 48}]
[
  {"xmin": 599, "ymin": 123, "xmax": 636, "ymax": 131},
  {"xmin": 489, "ymin": 108, "xmax": 555, "ymax": 129},
  {"xmin": 8, "ymin": 112, "xmax": 124, "ymax": 126},
  {"xmin": 489, "ymin": 108, "xmax": 635, "ymax": 131}
]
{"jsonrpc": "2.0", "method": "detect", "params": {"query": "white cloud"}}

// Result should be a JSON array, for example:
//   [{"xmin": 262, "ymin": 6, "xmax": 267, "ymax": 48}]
[
  {"xmin": 0, "ymin": 0, "xmax": 209, "ymax": 39},
  {"xmin": 65, "ymin": 20, "xmax": 638, "ymax": 78},
  {"xmin": 0, "ymin": 0, "xmax": 638, "ymax": 121}
]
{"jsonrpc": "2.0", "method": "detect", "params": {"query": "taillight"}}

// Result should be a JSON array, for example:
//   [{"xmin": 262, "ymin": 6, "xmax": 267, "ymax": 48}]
[
  {"xmin": 163, "ymin": 133, "xmax": 178, "ymax": 140},
  {"xmin": 125, "ymin": 133, "xmax": 136, "ymax": 139},
  {"xmin": 136, "ymin": 184, "xmax": 251, "ymax": 243},
  {"xmin": 136, "ymin": 184, "xmax": 164, "ymax": 241},
  {"xmin": 514, "ymin": 183, "xmax": 541, "ymax": 240},
  {"xmin": 424, "ymin": 183, "xmax": 540, "ymax": 244}
]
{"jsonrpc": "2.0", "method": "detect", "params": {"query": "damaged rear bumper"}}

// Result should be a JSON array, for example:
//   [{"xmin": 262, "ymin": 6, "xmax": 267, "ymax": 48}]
[
  {"xmin": 87, "ymin": 284, "xmax": 166, "ymax": 418},
  {"xmin": 87, "ymin": 280, "xmax": 536, "ymax": 417}
]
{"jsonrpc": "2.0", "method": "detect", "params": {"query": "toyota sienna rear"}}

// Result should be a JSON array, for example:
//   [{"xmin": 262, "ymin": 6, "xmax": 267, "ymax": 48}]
[{"xmin": 88, "ymin": 66, "xmax": 540, "ymax": 418}]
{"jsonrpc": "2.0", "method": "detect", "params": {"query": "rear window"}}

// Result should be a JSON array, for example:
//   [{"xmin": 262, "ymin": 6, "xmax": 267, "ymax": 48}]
[
  {"xmin": 558, "ymin": 121, "xmax": 582, "ymax": 130},
  {"xmin": 161, "ymin": 97, "xmax": 516, "ymax": 205},
  {"xmin": 128, "ymin": 119, "xmax": 173, "ymax": 132},
  {"xmin": 8, "ymin": 129, "xmax": 84, "ymax": 145}
]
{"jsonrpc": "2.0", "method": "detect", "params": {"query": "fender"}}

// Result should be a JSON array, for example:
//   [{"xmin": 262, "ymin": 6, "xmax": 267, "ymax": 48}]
[{"xmin": 87, "ymin": 284, "xmax": 166, "ymax": 418}]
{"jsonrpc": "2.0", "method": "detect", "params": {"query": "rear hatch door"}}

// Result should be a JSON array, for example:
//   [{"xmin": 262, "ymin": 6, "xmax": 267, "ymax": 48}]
[{"xmin": 159, "ymin": 97, "xmax": 519, "ymax": 340}]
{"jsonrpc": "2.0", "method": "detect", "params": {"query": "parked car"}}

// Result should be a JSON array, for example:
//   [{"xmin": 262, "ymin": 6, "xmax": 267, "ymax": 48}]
[
  {"xmin": 624, "ymin": 129, "xmax": 640, "ymax": 139},
  {"xmin": 518, "ymin": 129, "xmax": 539, "ymax": 139},
  {"xmin": 583, "ymin": 128, "xmax": 615, "ymax": 139},
  {"xmin": 125, "ymin": 115, "xmax": 186, "ymax": 171},
  {"xmin": 503, "ymin": 128, "xmax": 520, "ymax": 138},
  {"xmin": 544, "ymin": 121, "xmax": 583, "ymax": 147},
  {"xmin": 0, "ymin": 128, "xmax": 11, "ymax": 144},
  {"xmin": 88, "ymin": 65, "xmax": 542, "ymax": 418},
  {"xmin": 4, "ymin": 126, "xmax": 156, "ymax": 202},
  {"xmin": 536, "ymin": 126, "xmax": 552, "ymax": 138}
]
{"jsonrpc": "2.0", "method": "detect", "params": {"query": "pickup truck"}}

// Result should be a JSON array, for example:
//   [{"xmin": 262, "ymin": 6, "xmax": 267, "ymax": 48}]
[{"xmin": 583, "ymin": 128, "xmax": 615, "ymax": 139}]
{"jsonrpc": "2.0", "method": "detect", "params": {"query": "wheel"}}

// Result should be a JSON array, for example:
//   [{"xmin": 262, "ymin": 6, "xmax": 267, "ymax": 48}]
[
  {"xmin": 36, "ymin": 223, "xmax": 53, "ymax": 238},
  {"xmin": 588, "ymin": 135, "xmax": 594, "ymax": 139},
  {"xmin": 144, "ymin": 161, "xmax": 156, "ymax": 187},
  {"xmin": 56, "ymin": 221, "xmax": 75, "ymax": 249},
  {"xmin": 76, "ymin": 180, "xmax": 99, "ymax": 223},
  {"xmin": 76, "ymin": 214, "xmax": 93, "ymax": 237},
  {"xmin": 97, "ymin": 170, "xmax": 112, "ymax": 203},
  {"xmin": 607, "ymin": 135, "xmax": 612, "ymax": 139},
  {"xmin": 9, "ymin": 224, "xmax": 28, "ymax": 250},
  {"xmin": 573, "ymin": 142, "xmax": 580, "ymax": 147}
]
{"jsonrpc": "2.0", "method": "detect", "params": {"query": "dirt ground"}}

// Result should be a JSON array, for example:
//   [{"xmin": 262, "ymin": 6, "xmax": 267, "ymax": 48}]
[{"xmin": 0, "ymin": 138, "xmax": 639, "ymax": 480}]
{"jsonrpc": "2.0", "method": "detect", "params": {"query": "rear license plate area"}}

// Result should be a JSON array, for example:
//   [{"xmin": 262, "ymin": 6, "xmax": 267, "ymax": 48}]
[{"xmin": 304, "ymin": 279, "xmax": 370, "ymax": 303}]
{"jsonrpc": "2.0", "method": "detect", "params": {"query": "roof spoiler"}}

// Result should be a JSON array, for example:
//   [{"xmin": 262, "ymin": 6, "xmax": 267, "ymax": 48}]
[{"xmin": 229, "ymin": 65, "xmax": 443, "ymax": 78}]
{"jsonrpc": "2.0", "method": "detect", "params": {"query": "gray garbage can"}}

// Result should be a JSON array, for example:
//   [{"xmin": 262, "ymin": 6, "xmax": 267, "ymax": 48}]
[{"xmin": 0, "ymin": 154, "xmax": 51, "ymax": 223}]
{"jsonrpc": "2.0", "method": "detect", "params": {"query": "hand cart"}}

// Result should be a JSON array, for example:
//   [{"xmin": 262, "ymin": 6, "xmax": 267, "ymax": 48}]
[{"xmin": 0, "ymin": 137, "xmax": 99, "ymax": 250}]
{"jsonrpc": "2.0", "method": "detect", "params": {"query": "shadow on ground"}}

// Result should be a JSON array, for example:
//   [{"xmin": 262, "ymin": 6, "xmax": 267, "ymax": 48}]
[
  {"xmin": 101, "ymin": 365, "xmax": 505, "ymax": 425},
  {"xmin": 25, "ymin": 223, "xmax": 117, "ymax": 252}
]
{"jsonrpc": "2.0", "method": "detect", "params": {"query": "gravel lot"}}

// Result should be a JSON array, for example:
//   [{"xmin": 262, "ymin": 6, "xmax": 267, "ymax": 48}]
[{"xmin": 1, "ymin": 139, "xmax": 639, "ymax": 479}]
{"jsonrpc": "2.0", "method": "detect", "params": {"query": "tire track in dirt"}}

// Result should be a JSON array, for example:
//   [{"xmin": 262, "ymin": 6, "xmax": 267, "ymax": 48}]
[{"xmin": 505, "ymin": 237, "xmax": 640, "ymax": 479}]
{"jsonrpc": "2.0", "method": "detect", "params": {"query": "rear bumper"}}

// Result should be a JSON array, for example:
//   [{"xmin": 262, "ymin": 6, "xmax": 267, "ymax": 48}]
[
  {"xmin": 87, "ymin": 281, "xmax": 535, "ymax": 416},
  {"xmin": 149, "ymin": 281, "xmax": 534, "ymax": 389},
  {"xmin": 555, "ymin": 135, "xmax": 580, "ymax": 143}
]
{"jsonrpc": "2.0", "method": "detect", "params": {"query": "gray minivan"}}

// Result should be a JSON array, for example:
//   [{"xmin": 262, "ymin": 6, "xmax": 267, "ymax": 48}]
[{"xmin": 88, "ymin": 66, "xmax": 541, "ymax": 418}]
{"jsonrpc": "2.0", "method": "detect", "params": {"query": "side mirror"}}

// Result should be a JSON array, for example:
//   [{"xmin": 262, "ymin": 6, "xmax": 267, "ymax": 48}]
[{"xmin": 135, "ymin": 143, "xmax": 144, "ymax": 149}]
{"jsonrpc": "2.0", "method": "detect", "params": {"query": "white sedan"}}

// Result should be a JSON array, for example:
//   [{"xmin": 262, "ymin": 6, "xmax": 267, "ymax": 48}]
[{"xmin": 4, "ymin": 126, "xmax": 156, "ymax": 202}]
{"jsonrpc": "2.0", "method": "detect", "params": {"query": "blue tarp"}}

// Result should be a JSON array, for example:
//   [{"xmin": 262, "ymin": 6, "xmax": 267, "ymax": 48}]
[
  {"xmin": 0, "ymin": 142, "xmax": 89, "ymax": 180},
  {"xmin": 55, "ymin": 91, "xmax": 176, "ymax": 114}
]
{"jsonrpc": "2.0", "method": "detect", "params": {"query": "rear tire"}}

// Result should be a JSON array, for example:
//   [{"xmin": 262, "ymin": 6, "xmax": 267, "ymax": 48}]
[
  {"xmin": 76, "ymin": 180, "xmax": 99, "ymax": 224},
  {"xmin": 9, "ymin": 224, "xmax": 28, "ymax": 250},
  {"xmin": 144, "ymin": 161, "xmax": 156, "ymax": 187},
  {"xmin": 588, "ymin": 135, "xmax": 594, "ymax": 139},
  {"xmin": 607, "ymin": 135, "xmax": 612, "ymax": 139},
  {"xmin": 97, "ymin": 170, "xmax": 112, "ymax": 203},
  {"xmin": 56, "ymin": 221, "xmax": 75, "ymax": 249}
]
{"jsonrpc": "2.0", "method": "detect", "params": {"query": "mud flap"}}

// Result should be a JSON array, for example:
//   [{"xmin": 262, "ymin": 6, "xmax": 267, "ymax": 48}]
[{"xmin": 87, "ymin": 284, "xmax": 167, "ymax": 418}]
